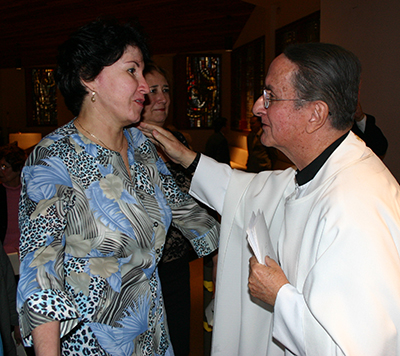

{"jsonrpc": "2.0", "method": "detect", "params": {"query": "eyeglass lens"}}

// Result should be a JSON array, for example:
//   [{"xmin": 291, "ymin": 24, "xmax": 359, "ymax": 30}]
[{"xmin": 263, "ymin": 89, "xmax": 270, "ymax": 109}]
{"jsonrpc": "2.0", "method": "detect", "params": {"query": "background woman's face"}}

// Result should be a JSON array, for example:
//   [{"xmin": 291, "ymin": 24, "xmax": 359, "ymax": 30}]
[
  {"xmin": 0, "ymin": 158, "xmax": 21, "ymax": 186},
  {"xmin": 142, "ymin": 71, "xmax": 170, "ymax": 127}
]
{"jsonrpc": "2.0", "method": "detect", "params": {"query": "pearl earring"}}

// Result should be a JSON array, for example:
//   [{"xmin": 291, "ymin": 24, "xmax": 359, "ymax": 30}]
[{"xmin": 91, "ymin": 91, "xmax": 96, "ymax": 103}]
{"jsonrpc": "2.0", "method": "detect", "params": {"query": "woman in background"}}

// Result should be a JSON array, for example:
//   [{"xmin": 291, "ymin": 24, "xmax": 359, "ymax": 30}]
[
  {"xmin": 17, "ymin": 19, "xmax": 219, "ymax": 356},
  {"xmin": 0, "ymin": 240, "xmax": 19, "ymax": 356},
  {"xmin": 0, "ymin": 143, "xmax": 35, "ymax": 356},
  {"xmin": 142, "ymin": 64, "xmax": 194, "ymax": 356},
  {"xmin": 0, "ymin": 143, "xmax": 26, "ymax": 254}
]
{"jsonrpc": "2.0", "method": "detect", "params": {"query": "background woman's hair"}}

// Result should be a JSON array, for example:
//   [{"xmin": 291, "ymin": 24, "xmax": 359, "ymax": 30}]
[
  {"xmin": 143, "ymin": 62, "xmax": 171, "ymax": 85},
  {"xmin": 0, "ymin": 143, "xmax": 27, "ymax": 172}
]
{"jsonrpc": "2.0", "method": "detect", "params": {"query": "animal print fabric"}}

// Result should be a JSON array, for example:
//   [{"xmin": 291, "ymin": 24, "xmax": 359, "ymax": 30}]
[{"xmin": 17, "ymin": 120, "xmax": 219, "ymax": 355}]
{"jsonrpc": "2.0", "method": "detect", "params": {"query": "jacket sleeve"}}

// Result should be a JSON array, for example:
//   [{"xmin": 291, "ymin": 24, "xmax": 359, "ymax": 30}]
[
  {"xmin": 158, "ymin": 154, "xmax": 221, "ymax": 257},
  {"xmin": 274, "ymin": 175, "xmax": 400, "ymax": 356},
  {"xmin": 18, "ymin": 149, "xmax": 80, "ymax": 345},
  {"xmin": 352, "ymin": 114, "xmax": 388, "ymax": 157},
  {"xmin": 0, "ymin": 241, "xmax": 19, "ymax": 326},
  {"xmin": 363, "ymin": 114, "xmax": 388, "ymax": 157},
  {"xmin": 190, "ymin": 154, "xmax": 233, "ymax": 214}
]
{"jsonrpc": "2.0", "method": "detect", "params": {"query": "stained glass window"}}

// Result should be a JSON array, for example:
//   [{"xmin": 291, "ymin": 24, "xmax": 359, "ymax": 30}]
[
  {"xmin": 186, "ymin": 55, "xmax": 221, "ymax": 129},
  {"xmin": 27, "ymin": 68, "xmax": 57, "ymax": 126},
  {"xmin": 275, "ymin": 11, "xmax": 320, "ymax": 56},
  {"xmin": 231, "ymin": 37, "xmax": 265, "ymax": 131},
  {"xmin": 174, "ymin": 54, "xmax": 221, "ymax": 130}
]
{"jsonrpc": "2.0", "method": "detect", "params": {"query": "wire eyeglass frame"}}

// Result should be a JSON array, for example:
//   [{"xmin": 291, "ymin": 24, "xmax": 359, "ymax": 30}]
[{"xmin": 263, "ymin": 88, "xmax": 307, "ymax": 109}]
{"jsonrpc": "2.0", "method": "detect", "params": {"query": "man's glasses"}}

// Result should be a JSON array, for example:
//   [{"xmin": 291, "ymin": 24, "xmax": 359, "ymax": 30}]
[{"xmin": 263, "ymin": 88, "xmax": 306, "ymax": 109}]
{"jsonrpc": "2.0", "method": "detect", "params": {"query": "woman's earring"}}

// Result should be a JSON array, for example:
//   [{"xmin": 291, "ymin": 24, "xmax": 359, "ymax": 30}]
[{"xmin": 91, "ymin": 91, "xmax": 96, "ymax": 103}]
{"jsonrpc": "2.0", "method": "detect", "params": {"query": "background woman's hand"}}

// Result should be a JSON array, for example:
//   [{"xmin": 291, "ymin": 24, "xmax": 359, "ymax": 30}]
[
  {"xmin": 248, "ymin": 256, "xmax": 289, "ymax": 306},
  {"xmin": 139, "ymin": 122, "xmax": 197, "ymax": 167},
  {"xmin": 13, "ymin": 325, "xmax": 22, "ymax": 345}
]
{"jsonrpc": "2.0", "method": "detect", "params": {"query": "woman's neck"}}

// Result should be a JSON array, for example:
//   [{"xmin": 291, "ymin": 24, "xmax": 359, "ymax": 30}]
[
  {"xmin": 2, "ymin": 178, "xmax": 21, "ymax": 188},
  {"xmin": 156, "ymin": 146, "xmax": 169, "ymax": 162},
  {"xmin": 75, "ymin": 114, "xmax": 126, "ymax": 152}
]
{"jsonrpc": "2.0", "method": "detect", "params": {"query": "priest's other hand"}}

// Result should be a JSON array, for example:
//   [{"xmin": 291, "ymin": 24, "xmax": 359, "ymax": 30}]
[{"xmin": 248, "ymin": 256, "xmax": 289, "ymax": 306}]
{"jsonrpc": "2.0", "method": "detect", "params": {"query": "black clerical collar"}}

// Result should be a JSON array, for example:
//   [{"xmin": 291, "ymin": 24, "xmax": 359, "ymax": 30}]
[{"xmin": 296, "ymin": 131, "xmax": 349, "ymax": 186}]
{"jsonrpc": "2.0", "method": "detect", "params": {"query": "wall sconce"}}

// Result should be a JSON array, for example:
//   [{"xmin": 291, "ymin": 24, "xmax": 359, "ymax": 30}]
[
  {"xmin": 15, "ymin": 58, "xmax": 22, "ymax": 70},
  {"xmin": 9, "ymin": 132, "xmax": 42, "ymax": 150},
  {"xmin": 224, "ymin": 36, "xmax": 233, "ymax": 52}
]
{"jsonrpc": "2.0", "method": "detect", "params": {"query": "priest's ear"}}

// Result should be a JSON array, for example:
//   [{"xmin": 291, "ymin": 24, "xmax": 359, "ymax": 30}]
[{"xmin": 306, "ymin": 101, "xmax": 330, "ymax": 134}]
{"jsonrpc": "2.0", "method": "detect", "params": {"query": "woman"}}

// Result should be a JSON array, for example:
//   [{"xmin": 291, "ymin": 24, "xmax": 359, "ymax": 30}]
[
  {"xmin": 142, "ymin": 64, "xmax": 193, "ymax": 356},
  {"xmin": 17, "ymin": 19, "xmax": 219, "ymax": 356},
  {"xmin": 0, "ymin": 240, "xmax": 19, "ymax": 356},
  {"xmin": 0, "ymin": 143, "xmax": 26, "ymax": 253},
  {"xmin": 0, "ymin": 144, "xmax": 33, "ymax": 355}
]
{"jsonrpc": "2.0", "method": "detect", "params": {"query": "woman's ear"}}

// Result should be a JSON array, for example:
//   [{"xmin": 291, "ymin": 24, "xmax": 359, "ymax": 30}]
[
  {"xmin": 306, "ymin": 101, "xmax": 330, "ymax": 134},
  {"xmin": 81, "ymin": 78, "xmax": 96, "ymax": 94}
]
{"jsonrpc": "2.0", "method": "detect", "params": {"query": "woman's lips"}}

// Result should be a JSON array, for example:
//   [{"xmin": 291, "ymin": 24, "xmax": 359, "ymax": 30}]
[{"xmin": 135, "ymin": 99, "xmax": 144, "ymax": 108}]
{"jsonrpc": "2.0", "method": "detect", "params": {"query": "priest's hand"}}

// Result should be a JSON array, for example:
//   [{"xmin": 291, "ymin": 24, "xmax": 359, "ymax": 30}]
[
  {"xmin": 248, "ymin": 256, "xmax": 289, "ymax": 306},
  {"xmin": 139, "ymin": 122, "xmax": 196, "ymax": 168}
]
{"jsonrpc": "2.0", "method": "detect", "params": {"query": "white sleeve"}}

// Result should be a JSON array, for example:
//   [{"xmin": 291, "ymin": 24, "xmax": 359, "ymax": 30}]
[
  {"xmin": 189, "ymin": 154, "xmax": 232, "ymax": 214},
  {"xmin": 273, "ymin": 283, "xmax": 307, "ymax": 356}
]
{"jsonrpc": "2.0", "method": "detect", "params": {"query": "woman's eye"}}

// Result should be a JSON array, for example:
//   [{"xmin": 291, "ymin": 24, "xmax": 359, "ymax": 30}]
[
  {"xmin": 128, "ymin": 68, "xmax": 136, "ymax": 74},
  {"xmin": 150, "ymin": 88, "xmax": 157, "ymax": 94},
  {"xmin": 163, "ymin": 88, "xmax": 170, "ymax": 93}
]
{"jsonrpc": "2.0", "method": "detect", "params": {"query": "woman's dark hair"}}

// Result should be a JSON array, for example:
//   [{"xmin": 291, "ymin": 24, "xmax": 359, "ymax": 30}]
[
  {"xmin": 143, "ymin": 62, "xmax": 169, "ymax": 82},
  {"xmin": 0, "ymin": 143, "xmax": 27, "ymax": 172},
  {"xmin": 55, "ymin": 17, "xmax": 150, "ymax": 116},
  {"xmin": 283, "ymin": 43, "xmax": 361, "ymax": 130}
]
